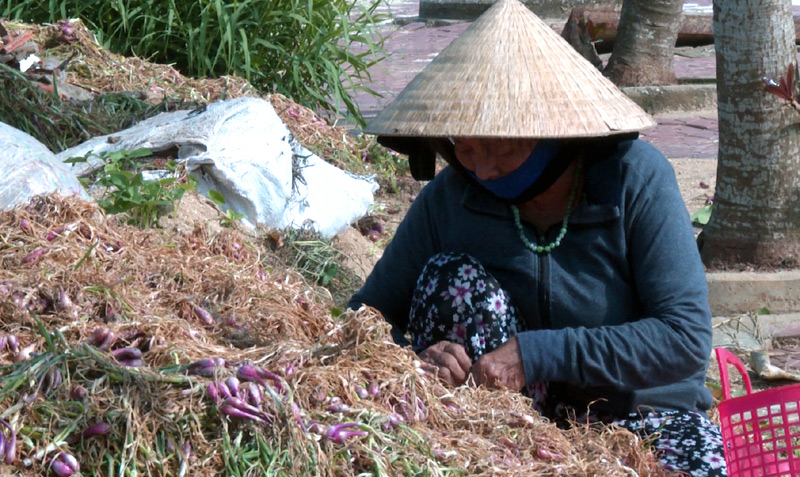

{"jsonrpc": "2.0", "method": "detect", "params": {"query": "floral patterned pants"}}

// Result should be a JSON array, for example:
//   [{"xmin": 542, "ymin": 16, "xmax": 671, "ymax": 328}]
[{"xmin": 408, "ymin": 252, "xmax": 727, "ymax": 476}]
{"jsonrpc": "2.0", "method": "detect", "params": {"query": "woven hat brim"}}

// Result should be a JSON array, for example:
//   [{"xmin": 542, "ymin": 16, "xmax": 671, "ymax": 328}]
[{"xmin": 364, "ymin": 0, "xmax": 655, "ymax": 138}]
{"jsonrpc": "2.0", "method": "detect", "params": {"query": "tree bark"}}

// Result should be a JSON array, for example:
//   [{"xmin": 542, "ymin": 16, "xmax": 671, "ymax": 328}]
[
  {"xmin": 603, "ymin": 0, "xmax": 684, "ymax": 86},
  {"xmin": 700, "ymin": 0, "xmax": 800, "ymax": 269}
]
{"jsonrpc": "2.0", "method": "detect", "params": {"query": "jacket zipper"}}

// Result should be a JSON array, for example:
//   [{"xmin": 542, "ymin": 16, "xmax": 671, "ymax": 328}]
[{"xmin": 537, "ymin": 233, "xmax": 551, "ymax": 329}]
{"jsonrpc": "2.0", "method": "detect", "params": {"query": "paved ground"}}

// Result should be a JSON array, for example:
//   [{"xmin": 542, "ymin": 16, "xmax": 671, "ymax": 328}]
[
  {"xmin": 353, "ymin": 0, "xmax": 722, "ymax": 161},
  {"xmin": 353, "ymin": 0, "xmax": 800, "ymax": 161}
]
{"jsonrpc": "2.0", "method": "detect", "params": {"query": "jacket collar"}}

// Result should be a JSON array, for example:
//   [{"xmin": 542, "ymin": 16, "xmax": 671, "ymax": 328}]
[{"xmin": 459, "ymin": 146, "xmax": 624, "ymax": 227}]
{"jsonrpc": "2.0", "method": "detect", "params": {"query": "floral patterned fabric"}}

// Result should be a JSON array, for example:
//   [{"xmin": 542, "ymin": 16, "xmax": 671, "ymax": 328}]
[
  {"xmin": 409, "ymin": 252, "xmax": 521, "ymax": 359},
  {"xmin": 408, "ymin": 252, "xmax": 726, "ymax": 475}
]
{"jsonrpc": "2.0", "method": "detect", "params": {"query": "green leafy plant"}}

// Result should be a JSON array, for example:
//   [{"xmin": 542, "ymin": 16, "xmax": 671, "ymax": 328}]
[
  {"xmin": 4, "ymin": 0, "xmax": 388, "ymax": 126},
  {"xmin": 65, "ymin": 148, "xmax": 196, "ymax": 228},
  {"xmin": 207, "ymin": 190, "xmax": 246, "ymax": 228},
  {"xmin": 691, "ymin": 201, "xmax": 713, "ymax": 226},
  {"xmin": 264, "ymin": 227, "xmax": 362, "ymax": 304},
  {"xmin": 289, "ymin": 234, "xmax": 341, "ymax": 287},
  {"xmin": 219, "ymin": 209, "xmax": 247, "ymax": 228}
]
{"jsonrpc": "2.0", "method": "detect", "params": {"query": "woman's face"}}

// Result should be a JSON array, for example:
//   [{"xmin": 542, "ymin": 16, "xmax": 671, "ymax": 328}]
[{"xmin": 453, "ymin": 137, "xmax": 538, "ymax": 180}]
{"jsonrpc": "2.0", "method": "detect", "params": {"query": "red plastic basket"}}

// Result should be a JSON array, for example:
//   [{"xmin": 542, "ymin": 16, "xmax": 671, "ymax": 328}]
[{"xmin": 716, "ymin": 347, "xmax": 800, "ymax": 476}]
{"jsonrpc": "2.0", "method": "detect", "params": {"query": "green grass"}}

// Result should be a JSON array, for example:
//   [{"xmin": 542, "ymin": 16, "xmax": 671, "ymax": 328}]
[
  {"xmin": 0, "ymin": 63, "xmax": 199, "ymax": 152},
  {"xmin": 269, "ymin": 227, "xmax": 363, "ymax": 305},
  {"xmin": 3, "ymin": 0, "xmax": 388, "ymax": 127}
]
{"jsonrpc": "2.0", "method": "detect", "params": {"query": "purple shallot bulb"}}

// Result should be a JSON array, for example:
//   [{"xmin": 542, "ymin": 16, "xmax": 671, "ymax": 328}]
[
  {"xmin": 15, "ymin": 343, "xmax": 36, "ymax": 362},
  {"xmin": 40, "ymin": 367, "xmax": 62, "ymax": 395},
  {"xmin": 206, "ymin": 383, "xmax": 220, "ymax": 404},
  {"xmin": 50, "ymin": 460, "xmax": 74, "ymax": 476},
  {"xmin": 254, "ymin": 367, "xmax": 284, "ymax": 393},
  {"xmin": 57, "ymin": 452, "xmax": 80, "ymax": 473},
  {"xmin": 216, "ymin": 381, "xmax": 231, "ymax": 399},
  {"xmin": 225, "ymin": 377, "xmax": 240, "ymax": 396},
  {"xmin": 415, "ymin": 396, "xmax": 429, "ymax": 421},
  {"xmin": 22, "ymin": 248, "xmax": 46, "ymax": 264},
  {"xmin": 292, "ymin": 401, "xmax": 306, "ymax": 431},
  {"xmin": 324, "ymin": 422, "xmax": 367, "ymax": 444},
  {"xmin": 327, "ymin": 403, "xmax": 350, "ymax": 413},
  {"xmin": 537, "ymin": 448, "xmax": 564, "ymax": 461},
  {"xmin": 220, "ymin": 403, "xmax": 264, "ymax": 423},
  {"xmin": 307, "ymin": 420, "xmax": 324, "ymax": 435},
  {"xmin": 71, "ymin": 386, "xmax": 87, "ymax": 401},
  {"xmin": 0, "ymin": 418, "xmax": 15, "ymax": 464},
  {"xmin": 99, "ymin": 331, "xmax": 115, "ymax": 350},
  {"xmin": 89, "ymin": 328, "xmax": 114, "ymax": 350},
  {"xmin": 219, "ymin": 397, "xmax": 269, "ymax": 424},
  {"xmin": 394, "ymin": 401, "xmax": 410, "ymax": 422},
  {"xmin": 186, "ymin": 358, "xmax": 216, "ymax": 376},
  {"xmin": 117, "ymin": 359, "xmax": 142, "ymax": 367},
  {"xmin": 368, "ymin": 380, "xmax": 380, "ymax": 398},
  {"xmin": 82, "ymin": 422, "xmax": 111, "ymax": 438},
  {"xmin": 381, "ymin": 414, "xmax": 400, "ymax": 431},
  {"xmin": 237, "ymin": 364, "xmax": 265, "ymax": 385},
  {"xmin": 112, "ymin": 348, "xmax": 142, "ymax": 361},
  {"xmin": 245, "ymin": 383, "xmax": 262, "ymax": 407},
  {"xmin": 7, "ymin": 336, "xmax": 17, "ymax": 353},
  {"xmin": 193, "ymin": 305, "xmax": 213, "ymax": 325}
]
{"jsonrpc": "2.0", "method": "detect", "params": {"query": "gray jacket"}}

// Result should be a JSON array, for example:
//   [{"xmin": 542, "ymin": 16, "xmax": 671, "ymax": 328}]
[{"xmin": 349, "ymin": 139, "xmax": 713, "ymax": 416}]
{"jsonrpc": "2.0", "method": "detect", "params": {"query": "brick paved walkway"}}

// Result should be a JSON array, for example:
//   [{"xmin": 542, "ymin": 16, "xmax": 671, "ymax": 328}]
[{"xmin": 353, "ymin": 0, "xmax": 800, "ymax": 161}]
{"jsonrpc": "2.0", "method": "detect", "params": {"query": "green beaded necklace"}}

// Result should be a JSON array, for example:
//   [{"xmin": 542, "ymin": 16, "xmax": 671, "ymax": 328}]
[{"xmin": 510, "ymin": 158, "xmax": 584, "ymax": 254}]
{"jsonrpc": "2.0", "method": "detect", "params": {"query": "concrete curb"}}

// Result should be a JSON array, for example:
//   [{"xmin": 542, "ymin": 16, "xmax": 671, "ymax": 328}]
[{"xmin": 707, "ymin": 271, "xmax": 800, "ymax": 317}]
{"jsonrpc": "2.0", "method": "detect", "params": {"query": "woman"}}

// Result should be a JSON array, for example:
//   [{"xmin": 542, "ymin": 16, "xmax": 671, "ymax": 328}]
[{"xmin": 349, "ymin": 0, "xmax": 726, "ymax": 474}]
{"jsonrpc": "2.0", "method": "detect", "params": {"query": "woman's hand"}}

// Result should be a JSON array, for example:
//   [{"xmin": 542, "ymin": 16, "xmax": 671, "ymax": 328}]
[
  {"xmin": 418, "ymin": 341, "xmax": 472, "ymax": 386},
  {"xmin": 471, "ymin": 336, "xmax": 525, "ymax": 391}
]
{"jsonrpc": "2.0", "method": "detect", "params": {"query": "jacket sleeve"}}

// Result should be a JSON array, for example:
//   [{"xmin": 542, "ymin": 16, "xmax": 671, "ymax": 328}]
[
  {"xmin": 347, "ymin": 183, "xmax": 441, "ymax": 346},
  {"xmin": 517, "ymin": 142, "xmax": 712, "ymax": 390}
]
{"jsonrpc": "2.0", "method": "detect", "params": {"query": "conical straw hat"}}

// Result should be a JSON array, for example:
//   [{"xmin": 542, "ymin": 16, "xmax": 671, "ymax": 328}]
[{"xmin": 364, "ymin": 0, "xmax": 655, "ymax": 138}]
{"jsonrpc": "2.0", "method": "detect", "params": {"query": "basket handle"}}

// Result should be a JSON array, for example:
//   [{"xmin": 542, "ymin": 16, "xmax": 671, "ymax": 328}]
[{"xmin": 715, "ymin": 347, "xmax": 753, "ymax": 400}]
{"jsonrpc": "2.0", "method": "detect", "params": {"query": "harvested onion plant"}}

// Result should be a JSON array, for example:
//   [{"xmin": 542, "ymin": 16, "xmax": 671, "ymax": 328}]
[
  {"xmin": 0, "ymin": 196, "xmax": 669, "ymax": 476},
  {"xmin": 0, "ymin": 62, "xmax": 199, "ymax": 154}
]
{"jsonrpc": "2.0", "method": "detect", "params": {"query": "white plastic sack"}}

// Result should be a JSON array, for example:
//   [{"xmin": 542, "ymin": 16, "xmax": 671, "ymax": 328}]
[
  {"xmin": 0, "ymin": 121, "xmax": 89, "ymax": 211},
  {"xmin": 57, "ymin": 97, "xmax": 378, "ymax": 238}
]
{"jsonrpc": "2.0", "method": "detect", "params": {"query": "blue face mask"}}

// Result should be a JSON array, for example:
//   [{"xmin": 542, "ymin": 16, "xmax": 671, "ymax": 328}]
[{"xmin": 465, "ymin": 139, "xmax": 562, "ymax": 201}]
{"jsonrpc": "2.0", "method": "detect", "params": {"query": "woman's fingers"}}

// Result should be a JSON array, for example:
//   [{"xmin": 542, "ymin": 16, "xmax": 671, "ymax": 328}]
[
  {"xmin": 443, "ymin": 342, "xmax": 472, "ymax": 374},
  {"xmin": 471, "ymin": 337, "xmax": 525, "ymax": 391},
  {"xmin": 419, "ymin": 341, "xmax": 471, "ymax": 386}
]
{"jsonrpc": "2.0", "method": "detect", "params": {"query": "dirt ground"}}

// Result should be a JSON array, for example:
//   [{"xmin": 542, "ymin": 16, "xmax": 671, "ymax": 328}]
[{"xmin": 671, "ymin": 157, "xmax": 717, "ymax": 216}]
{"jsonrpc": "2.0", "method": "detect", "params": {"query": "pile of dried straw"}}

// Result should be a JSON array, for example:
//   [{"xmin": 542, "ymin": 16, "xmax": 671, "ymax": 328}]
[{"xmin": 0, "ymin": 195, "xmax": 669, "ymax": 476}]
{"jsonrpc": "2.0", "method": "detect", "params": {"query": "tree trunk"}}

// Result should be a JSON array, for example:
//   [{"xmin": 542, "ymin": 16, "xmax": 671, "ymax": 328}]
[
  {"xmin": 700, "ymin": 0, "xmax": 800, "ymax": 269},
  {"xmin": 603, "ymin": 0, "xmax": 683, "ymax": 86}
]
